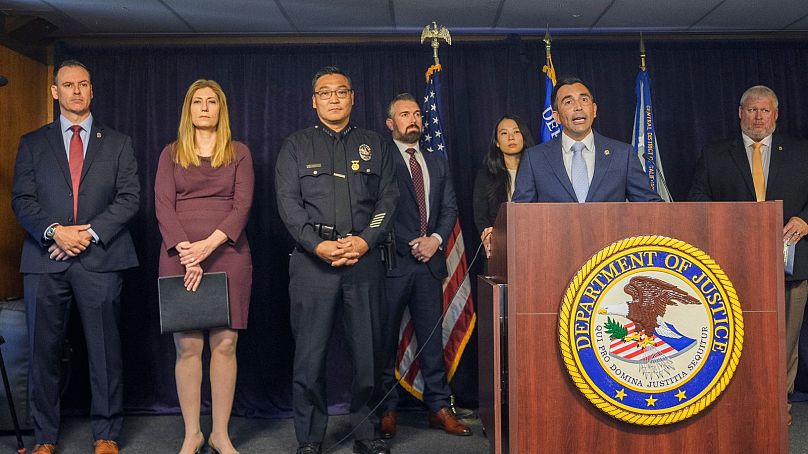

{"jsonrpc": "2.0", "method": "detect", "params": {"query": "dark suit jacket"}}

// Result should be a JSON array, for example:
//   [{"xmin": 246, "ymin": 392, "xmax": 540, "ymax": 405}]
[
  {"xmin": 512, "ymin": 132, "xmax": 662, "ymax": 203},
  {"xmin": 688, "ymin": 133, "xmax": 808, "ymax": 281},
  {"xmin": 387, "ymin": 143, "xmax": 458, "ymax": 279},
  {"xmin": 11, "ymin": 119, "xmax": 140, "ymax": 274},
  {"xmin": 472, "ymin": 167, "xmax": 508, "ymax": 236}
]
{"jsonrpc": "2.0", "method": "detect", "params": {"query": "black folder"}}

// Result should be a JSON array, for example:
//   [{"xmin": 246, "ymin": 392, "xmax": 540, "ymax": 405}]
[{"xmin": 157, "ymin": 272, "xmax": 230, "ymax": 334}]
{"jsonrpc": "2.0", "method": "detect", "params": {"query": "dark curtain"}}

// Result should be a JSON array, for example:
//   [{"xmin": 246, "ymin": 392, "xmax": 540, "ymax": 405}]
[{"xmin": 52, "ymin": 37, "xmax": 808, "ymax": 418}]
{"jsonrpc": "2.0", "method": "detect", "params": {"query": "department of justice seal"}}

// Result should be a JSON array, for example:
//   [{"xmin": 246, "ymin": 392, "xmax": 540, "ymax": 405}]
[
  {"xmin": 558, "ymin": 235, "xmax": 743, "ymax": 425},
  {"xmin": 358, "ymin": 144, "xmax": 372, "ymax": 161}
]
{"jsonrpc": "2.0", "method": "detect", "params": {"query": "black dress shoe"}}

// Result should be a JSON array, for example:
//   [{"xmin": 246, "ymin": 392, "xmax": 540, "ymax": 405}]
[
  {"xmin": 296, "ymin": 442, "xmax": 322, "ymax": 454},
  {"xmin": 353, "ymin": 438, "xmax": 390, "ymax": 454}
]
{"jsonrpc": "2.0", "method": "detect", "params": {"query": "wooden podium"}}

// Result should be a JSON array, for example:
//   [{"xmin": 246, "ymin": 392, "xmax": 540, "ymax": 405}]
[{"xmin": 478, "ymin": 202, "xmax": 788, "ymax": 453}]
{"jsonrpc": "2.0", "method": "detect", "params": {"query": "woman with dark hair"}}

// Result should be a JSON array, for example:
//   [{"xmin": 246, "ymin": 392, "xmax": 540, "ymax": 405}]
[{"xmin": 473, "ymin": 114, "xmax": 536, "ymax": 255}]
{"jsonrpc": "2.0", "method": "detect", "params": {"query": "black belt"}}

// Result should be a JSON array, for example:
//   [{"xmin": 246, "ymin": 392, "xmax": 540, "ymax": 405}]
[{"xmin": 313, "ymin": 222, "xmax": 359, "ymax": 240}]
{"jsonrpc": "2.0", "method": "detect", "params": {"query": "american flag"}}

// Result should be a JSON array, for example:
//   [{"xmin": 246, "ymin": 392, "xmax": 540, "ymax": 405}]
[{"xmin": 394, "ymin": 64, "xmax": 477, "ymax": 399}]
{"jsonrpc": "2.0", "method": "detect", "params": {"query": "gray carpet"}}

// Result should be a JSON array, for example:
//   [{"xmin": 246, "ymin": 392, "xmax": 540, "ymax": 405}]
[
  {"xmin": 3, "ymin": 402, "xmax": 808, "ymax": 453},
  {"xmin": 0, "ymin": 410, "xmax": 488, "ymax": 454}
]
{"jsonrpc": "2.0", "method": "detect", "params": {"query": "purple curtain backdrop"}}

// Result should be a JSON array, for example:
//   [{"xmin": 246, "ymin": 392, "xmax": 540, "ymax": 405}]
[{"xmin": 51, "ymin": 37, "xmax": 808, "ymax": 417}]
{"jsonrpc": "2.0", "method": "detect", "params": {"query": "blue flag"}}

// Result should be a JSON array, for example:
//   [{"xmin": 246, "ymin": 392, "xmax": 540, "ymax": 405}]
[
  {"xmin": 540, "ymin": 54, "xmax": 561, "ymax": 143},
  {"xmin": 632, "ymin": 68, "xmax": 672, "ymax": 201}
]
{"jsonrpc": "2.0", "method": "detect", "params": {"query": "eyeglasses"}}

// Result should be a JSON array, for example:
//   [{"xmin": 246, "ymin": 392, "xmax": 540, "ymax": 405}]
[{"xmin": 314, "ymin": 88, "xmax": 353, "ymax": 100}]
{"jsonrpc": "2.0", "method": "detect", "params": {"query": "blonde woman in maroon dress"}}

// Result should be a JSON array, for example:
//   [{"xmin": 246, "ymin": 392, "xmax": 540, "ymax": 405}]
[{"xmin": 155, "ymin": 79, "xmax": 254, "ymax": 454}]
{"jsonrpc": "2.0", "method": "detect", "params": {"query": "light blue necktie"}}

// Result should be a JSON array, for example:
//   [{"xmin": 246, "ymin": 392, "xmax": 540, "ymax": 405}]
[{"xmin": 571, "ymin": 141, "xmax": 589, "ymax": 203}]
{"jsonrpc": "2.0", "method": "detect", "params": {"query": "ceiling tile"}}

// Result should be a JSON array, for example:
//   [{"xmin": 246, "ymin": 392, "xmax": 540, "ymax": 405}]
[
  {"xmin": 694, "ymin": 0, "xmax": 808, "ymax": 30},
  {"xmin": 393, "ymin": 0, "xmax": 501, "ymax": 31},
  {"xmin": 39, "ymin": 0, "xmax": 192, "ymax": 34},
  {"xmin": 498, "ymin": 0, "xmax": 615, "ymax": 31},
  {"xmin": 596, "ymin": 0, "xmax": 723, "ymax": 31},
  {"xmin": 278, "ymin": 0, "xmax": 392, "ymax": 32},
  {"xmin": 163, "ymin": 0, "xmax": 295, "ymax": 33}
]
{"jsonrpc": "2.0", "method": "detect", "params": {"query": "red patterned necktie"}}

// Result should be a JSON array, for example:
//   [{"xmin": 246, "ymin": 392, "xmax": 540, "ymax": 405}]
[
  {"xmin": 68, "ymin": 125, "xmax": 84, "ymax": 219},
  {"xmin": 405, "ymin": 148, "xmax": 427, "ymax": 236}
]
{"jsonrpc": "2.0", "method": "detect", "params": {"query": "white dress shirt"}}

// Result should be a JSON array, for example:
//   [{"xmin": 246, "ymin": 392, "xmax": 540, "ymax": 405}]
[{"xmin": 561, "ymin": 131, "xmax": 596, "ymax": 184}]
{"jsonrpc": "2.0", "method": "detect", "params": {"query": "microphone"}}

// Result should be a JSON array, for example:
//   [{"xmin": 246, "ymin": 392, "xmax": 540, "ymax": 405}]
[
  {"xmin": 0, "ymin": 75, "xmax": 8, "ymax": 87},
  {"xmin": 641, "ymin": 152, "xmax": 674, "ymax": 201}
]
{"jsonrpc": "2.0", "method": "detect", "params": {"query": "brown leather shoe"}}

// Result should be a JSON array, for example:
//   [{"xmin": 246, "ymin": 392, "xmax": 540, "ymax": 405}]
[
  {"xmin": 94, "ymin": 440, "xmax": 119, "ymax": 454},
  {"xmin": 379, "ymin": 410, "xmax": 397, "ymax": 439},
  {"xmin": 32, "ymin": 444, "xmax": 57, "ymax": 454},
  {"xmin": 429, "ymin": 407, "xmax": 472, "ymax": 436}
]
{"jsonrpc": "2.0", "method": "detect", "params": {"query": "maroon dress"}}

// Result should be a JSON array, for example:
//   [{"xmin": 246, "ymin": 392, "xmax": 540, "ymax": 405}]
[{"xmin": 155, "ymin": 141, "xmax": 254, "ymax": 329}]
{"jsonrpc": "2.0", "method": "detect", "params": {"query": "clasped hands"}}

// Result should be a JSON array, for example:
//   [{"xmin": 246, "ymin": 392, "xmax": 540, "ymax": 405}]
[
  {"xmin": 177, "ymin": 230, "xmax": 228, "ymax": 292},
  {"xmin": 315, "ymin": 236, "xmax": 369, "ymax": 267},
  {"xmin": 47, "ymin": 224, "xmax": 93, "ymax": 261}
]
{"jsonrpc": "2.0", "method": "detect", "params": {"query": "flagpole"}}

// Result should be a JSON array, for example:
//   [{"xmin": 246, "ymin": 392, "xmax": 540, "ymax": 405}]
[
  {"xmin": 540, "ymin": 27, "xmax": 561, "ymax": 142},
  {"xmin": 420, "ymin": 21, "xmax": 451, "ymax": 69},
  {"xmin": 639, "ymin": 32, "xmax": 647, "ymax": 71}
]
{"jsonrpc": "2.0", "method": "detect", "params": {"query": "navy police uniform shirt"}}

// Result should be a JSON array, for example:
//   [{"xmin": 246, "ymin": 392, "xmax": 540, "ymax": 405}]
[{"xmin": 275, "ymin": 123, "xmax": 399, "ymax": 254}]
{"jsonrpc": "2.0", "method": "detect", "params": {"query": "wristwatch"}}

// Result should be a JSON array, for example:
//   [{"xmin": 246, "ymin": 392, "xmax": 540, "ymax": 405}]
[{"xmin": 45, "ymin": 224, "xmax": 59, "ymax": 240}]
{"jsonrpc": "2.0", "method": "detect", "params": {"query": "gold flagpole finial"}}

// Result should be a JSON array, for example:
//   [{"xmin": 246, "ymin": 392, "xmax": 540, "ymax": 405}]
[
  {"xmin": 639, "ymin": 32, "xmax": 647, "ymax": 71},
  {"xmin": 421, "ymin": 21, "xmax": 452, "ymax": 67},
  {"xmin": 543, "ymin": 25, "xmax": 552, "ymax": 63}
]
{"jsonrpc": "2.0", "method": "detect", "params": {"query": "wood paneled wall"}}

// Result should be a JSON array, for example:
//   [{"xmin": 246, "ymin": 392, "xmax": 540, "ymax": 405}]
[{"xmin": 0, "ymin": 45, "xmax": 51, "ymax": 299}]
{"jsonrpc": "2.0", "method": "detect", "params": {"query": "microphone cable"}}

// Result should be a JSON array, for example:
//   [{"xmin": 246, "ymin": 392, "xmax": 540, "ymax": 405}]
[{"xmin": 325, "ymin": 234, "xmax": 487, "ymax": 452}]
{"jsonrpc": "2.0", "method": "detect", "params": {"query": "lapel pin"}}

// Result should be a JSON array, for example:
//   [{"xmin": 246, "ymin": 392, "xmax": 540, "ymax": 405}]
[
  {"xmin": 97, "ymin": 132, "xmax": 102, "ymax": 138},
  {"xmin": 778, "ymin": 146, "xmax": 783, "ymax": 151},
  {"xmin": 604, "ymin": 149, "xmax": 610, "ymax": 156}
]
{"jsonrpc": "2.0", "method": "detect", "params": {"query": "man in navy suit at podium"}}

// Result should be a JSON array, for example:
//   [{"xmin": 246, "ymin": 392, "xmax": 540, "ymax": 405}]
[
  {"xmin": 512, "ymin": 76, "xmax": 661, "ymax": 204},
  {"xmin": 479, "ymin": 77, "xmax": 661, "ymax": 257}
]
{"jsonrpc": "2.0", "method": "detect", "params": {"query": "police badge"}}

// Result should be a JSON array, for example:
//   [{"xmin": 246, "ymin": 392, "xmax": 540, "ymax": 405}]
[
  {"xmin": 358, "ymin": 144, "xmax": 372, "ymax": 161},
  {"xmin": 558, "ymin": 235, "xmax": 743, "ymax": 425}
]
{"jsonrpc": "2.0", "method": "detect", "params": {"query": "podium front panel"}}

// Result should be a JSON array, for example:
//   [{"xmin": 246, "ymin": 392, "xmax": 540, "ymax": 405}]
[{"xmin": 490, "ymin": 202, "xmax": 786, "ymax": 453}]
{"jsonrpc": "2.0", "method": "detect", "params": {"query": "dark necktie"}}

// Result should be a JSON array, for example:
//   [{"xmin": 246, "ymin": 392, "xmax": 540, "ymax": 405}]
[
  {"xmin": 406, "ymin": 148, "xmax": 427, "ymax": 236},
  {"xmin": 69, "ymin": 125, "xmax": 84, "ymax": 219},
  {"xmin": 333, "ymin": 137, "xmax": 353, "ymax": 236}
]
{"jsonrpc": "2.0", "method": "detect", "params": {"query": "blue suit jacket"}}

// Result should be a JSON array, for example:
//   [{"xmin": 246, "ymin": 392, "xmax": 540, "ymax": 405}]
[
  {"xmin": 387, "ymin": 143, "xmax": 458, "ymax": 278},
  {"xmin": 12, "ymin": 119, "xmax": 140, "ymax": 273},
  {"xmin": 512, "ymin": 132, "xmax": 662, "ymax": 203}
]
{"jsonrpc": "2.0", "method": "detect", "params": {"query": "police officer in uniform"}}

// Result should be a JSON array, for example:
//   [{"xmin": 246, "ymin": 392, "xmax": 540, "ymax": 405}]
[{"xmin": 275, "ymin": 66, "xmax": 399, "ymax": 454}]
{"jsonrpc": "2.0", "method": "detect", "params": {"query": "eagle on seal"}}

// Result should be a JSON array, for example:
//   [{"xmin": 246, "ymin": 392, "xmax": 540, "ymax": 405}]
[{"xmin": 599, "ymin": 276, "xmax": 700, "ymax": 344}]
